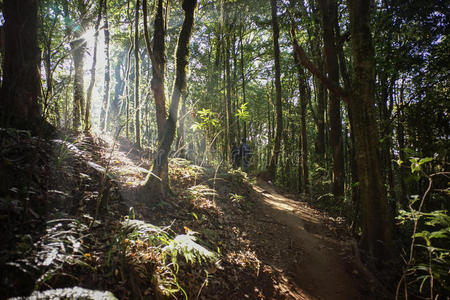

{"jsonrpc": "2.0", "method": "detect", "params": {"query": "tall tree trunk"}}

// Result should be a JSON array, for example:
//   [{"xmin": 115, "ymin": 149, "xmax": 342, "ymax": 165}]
[
  {"xmin": 85, "ymin": 0, "xmax": 103, "ymax": 133},
  {"xmin": 308, "ymin": 2, "xmax": 326, "ymax": 161},
  {"xmin": 226, "ymin": 32, "xmax": 235, "ymax": 154},
  {"xmin": 144, "ymin": 0, "xmax": 197, "ymax": 198},
  {"xmin": 0, "ymin": 0, "xmax": 43, "ymax": 131},
  {"xmin": 134, "ymin": 0, "xmax": 141, "ymax": 147},
  {"xmin": 124, "ymin": 2, "xmax": 134, "ymax": 139},
  {"xmin": 72, "ymin": 35, "xmax": 85, "ymax": 131},
  {"xmin": 268, "ymin": 0, "xmax": 283, "ymax": 179},
  {"xmin": 267, "ymin": 89, "xmax": 272, "ymax": 166},
  {"xmin": 100, "ymin": 0, "xmax": 111, "ymax": 132},
  {"xmin": 378, "ymin": 72, "xmax": 395, "ymax": 201},
  {"xmin": 347, "ymin": 0, "xmax": 393, "ymax": 262},
  {"xmin": 316, "ymin": 82, "xmax": 326, "ymax": 158},
  {"xmin": 151, "ymin": 0, "xmax": 168, "ymax": 142},
  {"xmin": 62, "ymin": 0, "xmax": 86, "ymax": 131},
  {"xmin": 222, "ymin": 31, "xmax": 228, "ymax": 161},
  {"xmin": 232, "ymin": 29, "xmax": 239, "ymax": 140},
  {"xmin": 239, "ymin": 24, "xmax": 247, "ymax": 138},
  {"xmin": 318, "ymin": 0, "xmax": 344, "ymax": 199},
  {"xmin": 294, "ymin": 50, "xmax": 310, "ymax": 194},
  {"xmin": 396, "ymin": 82, "xmax": 408, "ymax": 208},
  {"xmin": 176, "ymin": 93, "xmax": 187, "ymax": 158},
  {"xmin": 111, "ymin": 54, "xmax": 125, "ymax": 135},
  {"xmin": 43, "ymin": 45, "xmax": 53, "ymax": 121}
]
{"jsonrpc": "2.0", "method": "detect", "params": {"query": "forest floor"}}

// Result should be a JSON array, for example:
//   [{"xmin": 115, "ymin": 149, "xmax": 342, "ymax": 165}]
[{"xmin": 0, "ymin": 130, "xmax": 388, "ymax": 299}]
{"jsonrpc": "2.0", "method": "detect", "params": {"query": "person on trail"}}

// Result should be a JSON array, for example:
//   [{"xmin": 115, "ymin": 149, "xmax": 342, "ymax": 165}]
[
  {"xmin": 231, "ymin": 142, "xmax": 240, "ymax": 169},
  {"xmin": 239, "ymin": 137, "xmax": 251, "ymax": 173}
]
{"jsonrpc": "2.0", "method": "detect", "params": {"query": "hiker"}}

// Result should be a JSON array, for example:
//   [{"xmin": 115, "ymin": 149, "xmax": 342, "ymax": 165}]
[
  {"xmin": 239, "ymin": 137, "xmax": 251, "ymax": 173},
  {"xmin": 231, "ymin": 142, "xmax": 240, "ymax": 169}
]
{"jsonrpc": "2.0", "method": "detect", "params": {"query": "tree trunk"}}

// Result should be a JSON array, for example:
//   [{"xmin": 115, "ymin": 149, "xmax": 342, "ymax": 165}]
[
  {"xmin": 268, "ymin": 0, "xmax": 283, "ymax": 179},
  {"xmin": 85, "ymin": 0, "xmax": 103, "ymax": 133},
  {"xmin": 347, "ymin": 0, "xmax": 393, "ymax": 262},
  {"xmin": 144, "ymin": 0, "xmax": 197, "ymax": 198},
  {"xmin": 111, "ymin": 54, "xmax": 125, "ymax": 135},
  {"xmin": 378, "ymin": 72, "xmax": 395, "ymax": 202},
  {"xmin": 267, "ymin": 90, "xmax": 272, "ymax": 166},
  {"xmin": 294, "ymin": 50, "xmax": 310, "ymax": 194},
  {"xmin": 100, "ymin": 0, "xmax": 111, "ymax": 132},
  {"xmin": 232, "ymin": 29, "xmax": 239, "ymax": 141},
  {"xmin": 222, "ymin": 30, "xmax": 228, "ymax": 161},
  {"xmin": 316, "ymin": 82, "xmax": 326, "ymax": 159},
  {"xmin": 396, "ymin": 82, "xmax": 408, "ymax": 208},
  {"xmin": 72, "ymin": 36, "xmax": 85, "ymax": 130},
  {"xmin": 0, "ymin": 0, "xmax": 43, "ymax": 131},
  {"xmin": 318, "ymin": 0, "xmax": 344, "ymax": 199},
  {"xmin": 134, "ymin": 0, "xmax": 141, "ymax": 147},
  {"xmin": 62, "ymin": 0, "xmax": 86, "ymax": 131},
  {"xmin": 239, "ymin": 24, "xmax": 247, "ymax": 138},
  {"xmin": 176, "ymin": 93, "xmax": 187, "ymax": 158},
  {"xmin": 151, "ymin": 0, "xmax": 168, "ymax": 143},
  {"xmin": 125, "ymin": 6, "xmax": 134, "ymax": 139},
  {"xmin": 309, "ymin": 7, "xmax": 326, "ymax": 161},
  {"xmin": 226, "ymin": 32, "xmax": 235, "ymax": 155}
]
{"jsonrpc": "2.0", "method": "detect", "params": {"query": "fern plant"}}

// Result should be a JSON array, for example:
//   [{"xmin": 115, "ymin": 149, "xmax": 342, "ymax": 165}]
[
  {"xmin": 396, "ymin": 157, "xmax": 450, "ymax": 299},
  {"xmin": 119, "ymin": 217, "xmax": 218, "ymax": 299}
]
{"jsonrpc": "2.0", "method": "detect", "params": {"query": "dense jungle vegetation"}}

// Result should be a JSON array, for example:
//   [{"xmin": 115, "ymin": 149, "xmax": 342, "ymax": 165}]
[{"xmin": 0, "ymin": 0, "xmax": 448, "ymax": 299}]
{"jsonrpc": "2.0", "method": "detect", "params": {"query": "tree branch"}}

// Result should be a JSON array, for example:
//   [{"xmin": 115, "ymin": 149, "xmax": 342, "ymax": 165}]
[{"xmin": 290, "ymin": 27, "xmax": 349, "ymax": 103}]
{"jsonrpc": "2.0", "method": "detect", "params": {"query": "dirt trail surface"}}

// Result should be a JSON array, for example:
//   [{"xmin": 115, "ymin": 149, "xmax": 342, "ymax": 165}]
[{"xmin": 251, "ymin": 179, "xmax": 373, "ymax": 300}]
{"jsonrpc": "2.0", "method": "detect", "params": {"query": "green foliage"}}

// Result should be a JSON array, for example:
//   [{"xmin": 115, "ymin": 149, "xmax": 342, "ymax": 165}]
[
  {"xmin": 191, "ymin": 108, "xmax": 219, "ymax": 131},
  {"xmin": 396, "ymin": 157, "xmax": 449, "ymax": 299},
  {"xmin": 397, "ymin": 209, "xmax": 450, "ymax": 298},
  {"xmin": 408, "ymin": 157, "xmax": 434, "ymax": 182},
  {"xmin": 229, "ymin": 193, "xmax": 245, "ymax": 203},
  {"xmin": 235, "ymin": 102, "xmax": 250, "ymax": 122},
  {"xmin": 163, "ymin": 232, "xmax": 218, "ymax": 265},
  {"xmin": 54, "ymin": 138, "xmax": 71, "ymax": 169},
  {"xmin": 409, "ymin": 157, "xmax": 433, "ymax": 175},
  {"xmin": 119, "ymin": 216, "xmax": 218, "ymax": 299}
]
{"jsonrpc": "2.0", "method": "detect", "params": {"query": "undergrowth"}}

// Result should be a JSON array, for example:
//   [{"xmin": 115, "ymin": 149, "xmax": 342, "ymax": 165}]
[{"xmin": 108, "ymin": 212, "xmax": 218, "ymax": 299}]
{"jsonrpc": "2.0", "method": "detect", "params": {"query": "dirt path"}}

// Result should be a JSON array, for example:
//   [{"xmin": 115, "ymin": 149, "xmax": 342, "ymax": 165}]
[{"xmin": 252, "ymin": 179, "xmax": 373, "ymax": 300}]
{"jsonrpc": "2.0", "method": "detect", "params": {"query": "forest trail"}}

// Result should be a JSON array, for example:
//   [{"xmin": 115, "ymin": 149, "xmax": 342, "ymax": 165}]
[
  {"xmin": 100, "ymin": 136, "xmax": 378, "ymax": 299},
  {"xmin": 0, "ymin": 132, "xmax": 379, "ymax": 299},
  {"xmin": 252, "ymin": 179, "xmax": 373, "ymax": 300}
]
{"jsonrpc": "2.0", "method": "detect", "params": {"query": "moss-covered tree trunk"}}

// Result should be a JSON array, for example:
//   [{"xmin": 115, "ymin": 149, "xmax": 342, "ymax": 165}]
[
  {"xmin": 268, "ymin": 0, "xmax": 283, "ymax": 179},
  {"xmin": 0, "ymin": 0, "xmax": 43, "ymax": 131},
  {"xmin": 319, "ymin": 0, "xmax": 344, "ymax": 199},
  {"xmin": 144, "ymin": 0, "xmax": 197, "ymax": 198},
  {"xmin": 347, "ymin": 0, "xmax": 393, "ymax": 261},
  {"xmin": 151, "ymin": 0, "xmax": 168, "ymax": 143}
]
